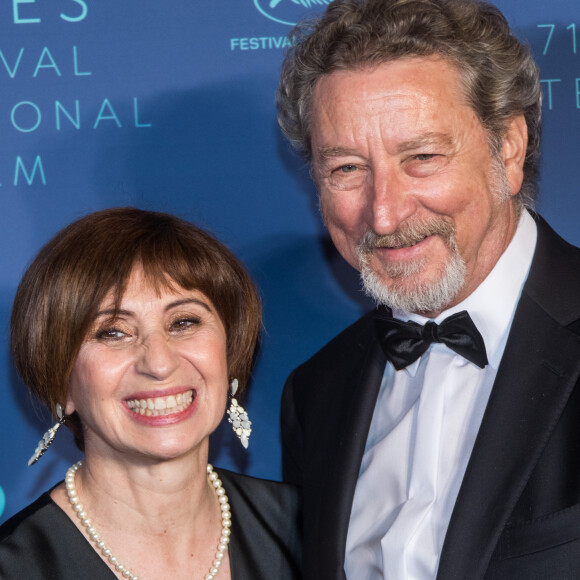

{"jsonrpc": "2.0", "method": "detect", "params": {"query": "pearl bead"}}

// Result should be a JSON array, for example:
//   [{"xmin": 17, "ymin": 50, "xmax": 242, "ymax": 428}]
[{"xmin": 65, "ymin": 460, "xmax": 231, "ymax": 580}]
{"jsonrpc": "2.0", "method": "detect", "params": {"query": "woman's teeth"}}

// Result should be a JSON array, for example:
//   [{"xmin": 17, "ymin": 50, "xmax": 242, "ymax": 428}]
[{"xmin": 126, "ymin": 390, "xmax": 194, "ymax": 416}]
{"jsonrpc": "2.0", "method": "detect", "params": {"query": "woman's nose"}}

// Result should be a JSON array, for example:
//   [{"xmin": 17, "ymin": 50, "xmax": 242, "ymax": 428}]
[{"xmin": 134, "ymin": 332, "xmax": 180, "ymax": 380}]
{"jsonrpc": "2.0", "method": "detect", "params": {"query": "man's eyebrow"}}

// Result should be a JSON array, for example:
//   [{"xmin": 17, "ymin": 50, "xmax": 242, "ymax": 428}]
[
  {"xmin": 395, "ymin": 132, "xmax": 454, "ymax": 154},
  {"xmin": 314, "ymin": 133, "xmax": 455, "ymax": 162},
  {"xmin": 315, "ymin": 146, "xmax": 360, "ymax": 162}
]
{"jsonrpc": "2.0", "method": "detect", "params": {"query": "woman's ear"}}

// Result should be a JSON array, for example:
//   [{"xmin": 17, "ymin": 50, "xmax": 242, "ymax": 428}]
[{"xmin": 65, "ymin": 394, "xmax": 75, "ymax": 416}]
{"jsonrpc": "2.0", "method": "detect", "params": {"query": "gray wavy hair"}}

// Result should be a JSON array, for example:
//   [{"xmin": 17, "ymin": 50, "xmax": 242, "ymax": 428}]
[{"xmin": 276, "ymin": 0, "xmax": 542, "ymax": 207}]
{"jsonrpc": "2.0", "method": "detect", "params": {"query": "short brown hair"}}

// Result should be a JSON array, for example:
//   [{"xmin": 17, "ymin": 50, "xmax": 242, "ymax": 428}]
[
  {"xmin": 11, "ymin": 207, "xmax": 262, "ymax": 448},
  {"xmin": 277, "ymin": 0, "xmax": 541, "ymax": 207}
]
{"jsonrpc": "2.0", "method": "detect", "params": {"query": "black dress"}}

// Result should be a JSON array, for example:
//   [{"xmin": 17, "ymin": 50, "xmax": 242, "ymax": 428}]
[{"xmin": 0, "ymin": 468, "xmax": 302, "ymax": 579}]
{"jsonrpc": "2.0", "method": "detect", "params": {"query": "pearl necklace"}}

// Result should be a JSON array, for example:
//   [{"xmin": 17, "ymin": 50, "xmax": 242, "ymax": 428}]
[{"xmin": 65, "ymin": 461, "xmax": 231, "ymax": 580}]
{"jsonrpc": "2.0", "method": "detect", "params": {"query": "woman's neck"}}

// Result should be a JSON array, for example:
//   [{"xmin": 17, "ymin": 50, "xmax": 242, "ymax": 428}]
[
  {"xmin": 51, "ymin": 449, "xmax": 231, "ymax": 579},
  {"xmin": 79, "ymin": 449, "xmax": 211, "ymax": 525}
]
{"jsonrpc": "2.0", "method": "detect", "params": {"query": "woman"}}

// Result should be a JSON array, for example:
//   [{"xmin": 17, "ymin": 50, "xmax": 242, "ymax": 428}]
[{"xmin": 0, "ymin": 208, "xmax": 301, "ymax": 579}]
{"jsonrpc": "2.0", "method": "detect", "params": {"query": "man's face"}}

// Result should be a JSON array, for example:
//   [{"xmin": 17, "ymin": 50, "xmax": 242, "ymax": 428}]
[{"xmin": 310, "ymin": 56, "xmax": 526, "ymax": 316}]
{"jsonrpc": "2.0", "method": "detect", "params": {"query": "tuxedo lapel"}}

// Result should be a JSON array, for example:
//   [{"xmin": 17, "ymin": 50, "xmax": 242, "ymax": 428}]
[
  {"xmin": 438, "ymin": 296, "xmax": 580, "ymax": 579},
  {"xmin": 437, "ymin": 217, "xmax": 580, "ymax": 579},
  {"xmin": 318, "ymin": 336, "xmax": 387, "ymax": 577}
]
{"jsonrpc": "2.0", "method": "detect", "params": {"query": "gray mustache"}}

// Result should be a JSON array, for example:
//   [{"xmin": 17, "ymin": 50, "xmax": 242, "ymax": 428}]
[{"xmin": 358, "ymin": 218, "xmax": 455, "ymax": 252}]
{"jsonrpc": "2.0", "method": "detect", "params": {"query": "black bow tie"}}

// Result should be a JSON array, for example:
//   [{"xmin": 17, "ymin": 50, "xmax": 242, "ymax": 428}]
[{"xmin": 374, "ymin": 310, "xmax": 488, "ymax": 370}]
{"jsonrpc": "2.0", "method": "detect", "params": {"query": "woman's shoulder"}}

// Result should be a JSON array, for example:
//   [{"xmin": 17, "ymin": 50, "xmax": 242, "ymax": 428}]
[
  {"xmin": 216, "ymin": 467, "xmax": 300, "ymax": 500},
  {"xmin": 0, "ymin": 490, "xmax": 55, "ymax": 542},
  {"xmin": 0, "ymin": 491, "xmax": 64, "ymax": 577},
  {"xmin": 216, "ymin": 467, "xmax": 302, "ymax": 523},
  {"xmin": 0, "ymin": 489, "xmax": 111, "ymax": 579},
  {"xmin": 215, "ymin": 467, "xmax": 302, "ymax": 579}
]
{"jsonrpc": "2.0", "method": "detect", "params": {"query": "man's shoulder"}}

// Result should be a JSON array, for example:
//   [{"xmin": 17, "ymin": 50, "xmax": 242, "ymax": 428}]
[
  {"xmin": 534, "ymin": 213, "xmax": 580, "ymax": 260},
  {"xmin": 290, "ymin": 308, "xmax": 379, "ymax": 380},
  {"xmin": 527, "ymin": 214, "xmax": 580, "ymax": 326}
]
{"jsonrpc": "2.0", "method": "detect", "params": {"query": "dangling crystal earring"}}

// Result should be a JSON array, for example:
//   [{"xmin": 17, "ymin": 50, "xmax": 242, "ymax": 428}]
[
  {"xmin": 28, "ymin": 403, "xmax": 66, "ymax": 466},
  {"xmin": 227, "ymin": 379, "xmax": 252, "ymax": 449}
]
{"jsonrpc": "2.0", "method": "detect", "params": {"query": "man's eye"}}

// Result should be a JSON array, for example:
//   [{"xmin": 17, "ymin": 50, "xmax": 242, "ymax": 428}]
[
  {"xmin": 414, "ymin": 154, "xmax": 437, "ymax": 161},
  {"xmin": 338, "ymin": 164, "xmax": 358, "ymax": 173}
]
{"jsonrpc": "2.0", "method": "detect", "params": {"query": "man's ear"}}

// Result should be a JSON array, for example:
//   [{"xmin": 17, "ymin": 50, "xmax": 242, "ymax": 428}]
[{"xmin": 501, "ymin": 114, "xmax": 528, "ymax": 197}]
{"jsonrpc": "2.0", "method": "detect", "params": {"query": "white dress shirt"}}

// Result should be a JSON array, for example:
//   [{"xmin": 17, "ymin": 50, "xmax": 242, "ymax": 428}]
[{"xmin": 345, "ymin": 210, "xmax": 538, "ymax": 579}]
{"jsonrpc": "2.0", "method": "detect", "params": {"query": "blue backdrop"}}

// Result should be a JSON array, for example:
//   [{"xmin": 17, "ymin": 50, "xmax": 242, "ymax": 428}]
[{"xmin": 1, "ymin": 0, "xmax": 579, "ymax": 523}]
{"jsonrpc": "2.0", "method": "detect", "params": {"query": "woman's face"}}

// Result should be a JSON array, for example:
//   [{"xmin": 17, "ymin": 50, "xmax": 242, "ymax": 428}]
[{"xmin": 66, "ymin": 266, "xmax": 229, "ymax": 463}]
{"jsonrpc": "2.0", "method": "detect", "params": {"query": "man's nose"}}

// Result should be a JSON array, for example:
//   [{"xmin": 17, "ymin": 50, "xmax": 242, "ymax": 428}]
[
  {"xmin": 134, "ymin": 332, "xmax": 180, "ymax": 380},
  {"xmin": 366, "ymin": 166, "xmax": 416, "ymax": 234}
]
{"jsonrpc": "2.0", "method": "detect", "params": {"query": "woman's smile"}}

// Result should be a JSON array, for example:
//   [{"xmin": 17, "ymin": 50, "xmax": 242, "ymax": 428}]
[{"xmin": 126, "ymin": 388, "xmax": 195, "ymax": 417}]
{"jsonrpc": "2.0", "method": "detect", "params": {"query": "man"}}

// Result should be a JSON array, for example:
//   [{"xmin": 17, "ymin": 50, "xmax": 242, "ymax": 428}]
[{"xmin": 276, "ymin": 0, "xmax": 580, "ymax": 578}]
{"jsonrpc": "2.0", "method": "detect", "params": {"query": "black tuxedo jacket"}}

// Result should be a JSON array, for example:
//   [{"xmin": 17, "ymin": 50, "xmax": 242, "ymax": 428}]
[{"xmin": 282, "ymin": 216, "xmax": 580, "ymax": 579}]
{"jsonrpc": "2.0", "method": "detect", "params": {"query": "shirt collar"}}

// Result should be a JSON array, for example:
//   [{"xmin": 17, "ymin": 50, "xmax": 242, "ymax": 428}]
[{"xmin": 393, "ymin": 210, "xmax": 537, "ymax": 374}]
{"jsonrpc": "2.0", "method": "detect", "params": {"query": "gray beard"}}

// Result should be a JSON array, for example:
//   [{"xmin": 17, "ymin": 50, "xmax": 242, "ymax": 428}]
[{"xmin": 358, "ymin": 240, "xmax": 466, "ymax": 314}]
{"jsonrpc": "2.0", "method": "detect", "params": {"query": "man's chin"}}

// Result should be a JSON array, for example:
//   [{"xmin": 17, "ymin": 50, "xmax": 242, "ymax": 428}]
[{"xmin": 360, "ymin": 259, "xmax": 466, "ymax": 314}]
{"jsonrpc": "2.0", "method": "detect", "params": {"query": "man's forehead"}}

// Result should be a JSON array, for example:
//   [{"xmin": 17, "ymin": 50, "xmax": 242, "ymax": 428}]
[
  {"xmin": 309, "ymin": 59, "xmax": 475, "ymax": 160},
  {"xmin": 311, "ymin": 56, "xmax": 469, "ymax": 113}
]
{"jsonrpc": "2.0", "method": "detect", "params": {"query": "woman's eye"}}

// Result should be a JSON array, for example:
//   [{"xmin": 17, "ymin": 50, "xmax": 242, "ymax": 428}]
[
  {"xmin": 170, "ymin": 317, "xmax": 200, "ymax": 331},
  {"xmin": 95, "ymin": 328, "xmax": 126, "ymax": 340}
]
